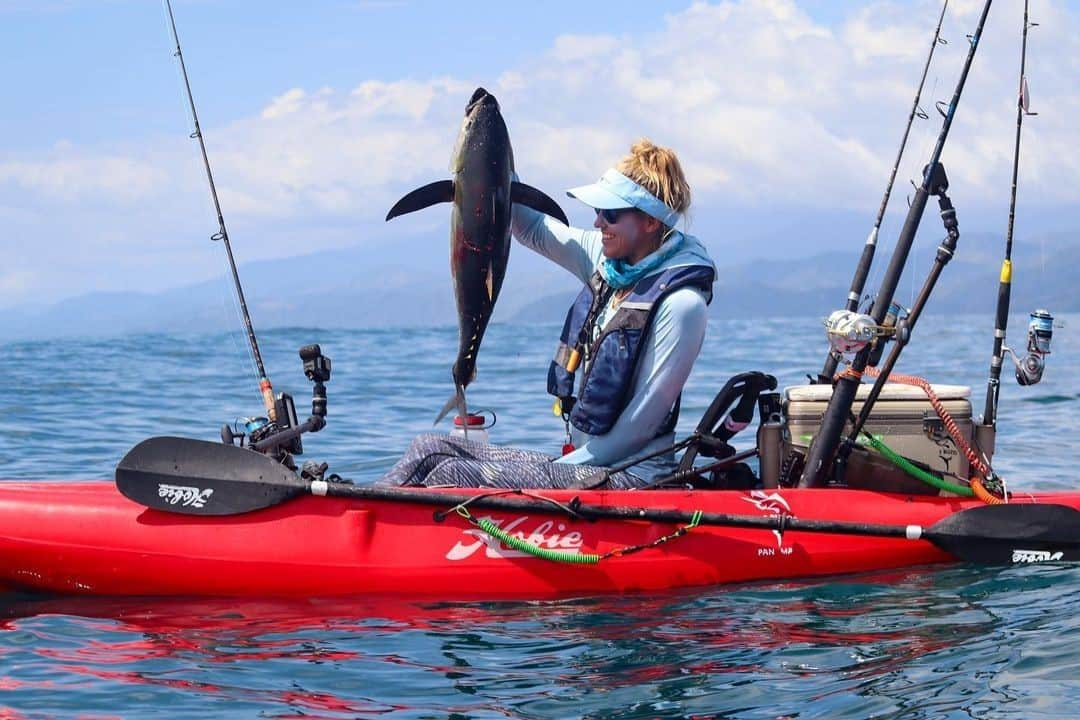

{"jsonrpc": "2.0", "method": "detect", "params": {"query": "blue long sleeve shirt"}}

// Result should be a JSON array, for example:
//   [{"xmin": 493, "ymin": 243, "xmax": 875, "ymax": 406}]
[{"xmin": 511, "ymin": 205, "xmax": 715, "ymax": 480}]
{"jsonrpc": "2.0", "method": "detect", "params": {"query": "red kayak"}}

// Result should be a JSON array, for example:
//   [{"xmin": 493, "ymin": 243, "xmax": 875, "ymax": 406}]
[{"xmin": 1, "ymin": 478, "xmax": 1077, "ymax": 597}]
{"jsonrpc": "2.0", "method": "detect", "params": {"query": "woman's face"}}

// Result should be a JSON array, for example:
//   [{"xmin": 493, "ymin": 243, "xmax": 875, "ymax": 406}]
[{"xmin": 594, "ymin": 209, "xmax": 662, "ymax": 264}]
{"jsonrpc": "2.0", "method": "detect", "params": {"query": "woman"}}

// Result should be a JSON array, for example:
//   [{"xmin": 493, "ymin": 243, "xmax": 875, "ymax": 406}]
[
  {"xmin": 515, "ymin": 138, "xmax": 716, "ymax": 482},
  {"xmin": 379, "ymin": 139, "xmax": 715, "ymax": 489}
]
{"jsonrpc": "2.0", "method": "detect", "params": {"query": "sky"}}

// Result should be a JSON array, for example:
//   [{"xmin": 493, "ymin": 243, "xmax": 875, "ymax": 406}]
[{"xmin": 1, "ymin": 0, "xmax": 1077, "ymax": 311}]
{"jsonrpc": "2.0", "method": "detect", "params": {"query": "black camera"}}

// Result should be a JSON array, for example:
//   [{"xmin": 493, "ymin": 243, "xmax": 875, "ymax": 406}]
[{"xmin": 300, "ymin": 344, "xmax": 331, "ymax": 383}]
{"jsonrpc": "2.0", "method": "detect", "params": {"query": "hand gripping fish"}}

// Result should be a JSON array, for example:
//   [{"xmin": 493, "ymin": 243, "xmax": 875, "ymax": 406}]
[{"xmin": 386, "ymin": 87, "xmax": 568, "ymax": 428}]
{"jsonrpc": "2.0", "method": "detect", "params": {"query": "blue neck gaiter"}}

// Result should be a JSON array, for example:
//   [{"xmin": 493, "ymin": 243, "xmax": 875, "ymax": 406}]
[{"xmin": 602, "ymin": 234, "xmax": 684, "ymax": 289}]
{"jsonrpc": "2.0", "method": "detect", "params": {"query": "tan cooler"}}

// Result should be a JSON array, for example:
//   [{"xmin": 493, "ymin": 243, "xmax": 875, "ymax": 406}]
[{"xmin": 784, "ymin": 383, "xmax": 973, "ymax": 495}]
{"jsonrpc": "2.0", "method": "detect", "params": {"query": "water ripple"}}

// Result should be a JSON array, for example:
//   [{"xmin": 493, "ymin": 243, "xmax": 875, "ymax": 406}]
[{"xmin": 1, "ymin": 317, "xmax": 1078, "ymax": 716}]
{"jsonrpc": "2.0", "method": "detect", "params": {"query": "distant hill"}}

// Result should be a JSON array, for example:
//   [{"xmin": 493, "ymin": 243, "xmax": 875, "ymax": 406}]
[
  {"xmin": 509, "ymin": 235, "xmax": 1080, "ymax": 324},
  {"xmin": 3, "ymin": 230, "xmax": 1077, "ymax": 340},
  {"xmin": 0, "ymin": 243, "xmax": 579, "ymax": 340}
]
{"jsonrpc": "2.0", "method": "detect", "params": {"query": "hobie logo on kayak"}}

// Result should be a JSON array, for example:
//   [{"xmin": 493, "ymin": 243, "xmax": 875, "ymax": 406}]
[
  {"xmin": 1012, "ymin": 549, "xmax": 1065, "ymax": 563},
  {"xmin": 742, "ymin": 490, "xmax": 792, "ymax": 551},
  {"xmin": 158, "ymin": 483, "xmax": 214, "ymax": 509},
  {"xmin": 742, "ymin": 490, "xmax": 791, "ymax": 515},
  {"xmin": 446, "ymin": 516, "xmax": 583, "ymax": 561}
]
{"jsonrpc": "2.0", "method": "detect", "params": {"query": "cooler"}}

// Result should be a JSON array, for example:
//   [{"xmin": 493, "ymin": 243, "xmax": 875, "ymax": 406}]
[{"xmin": 784, "ymin": 383, "xmax": 973, "ymax": 494}]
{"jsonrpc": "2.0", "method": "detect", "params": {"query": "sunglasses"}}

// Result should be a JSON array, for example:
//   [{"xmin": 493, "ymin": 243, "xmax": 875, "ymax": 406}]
[{"xmin": 595, "ymin": 207, "xmax": 634, "ymax": 224}]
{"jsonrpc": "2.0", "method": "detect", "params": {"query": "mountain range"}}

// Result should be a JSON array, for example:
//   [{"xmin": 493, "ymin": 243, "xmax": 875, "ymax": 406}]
[{"xmin": 3, "ymin": 228, "xmax": 1077, "ymax": 341}]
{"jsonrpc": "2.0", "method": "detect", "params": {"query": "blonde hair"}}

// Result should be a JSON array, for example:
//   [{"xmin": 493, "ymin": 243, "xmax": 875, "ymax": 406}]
[{"xmin": 615, "ymin": 138, "xmax": 691, "ymax": 224}]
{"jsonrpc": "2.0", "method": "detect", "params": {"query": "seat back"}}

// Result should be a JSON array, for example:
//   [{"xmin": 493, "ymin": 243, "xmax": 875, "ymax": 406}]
[{"xmin": 677, "ymin": 371, "xmax": 777, "ymax": 473}]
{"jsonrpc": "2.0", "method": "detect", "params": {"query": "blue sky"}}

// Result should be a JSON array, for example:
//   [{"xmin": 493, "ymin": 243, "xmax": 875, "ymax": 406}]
[{"xmin": 1, "ymin": 0, "xmax": 1077, "ymax": 310}]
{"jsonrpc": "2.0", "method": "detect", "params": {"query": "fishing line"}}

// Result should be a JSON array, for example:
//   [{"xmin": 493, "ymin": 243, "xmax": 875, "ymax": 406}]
[
  {"xmin": 221, "ymin": 277, "xmax": 261, "ymax": 389},
  {"xmin": 904, "ymin": 48, "xmax": 956, "ymax": 314},
  {"xmin": 982, "ymin": 0, "xmax": 1039, "ymax": 427},
  {"xmin": 157, "ymin": 6, "xmax": 259, "ymax": 394},
  {"xmin": 161, "ymin": 0, "xmax": 278, "ymax": 421},
  {"xmin": 820, "ymin": 0, "xmax": 951, "ymax": 379},
  {"xmin": 907, "ymin": 73, "xmax": 948, "ymax": 311},
  {"xmin": 803, "ymin": 0, "xmax": 995, "ymax": 488}
]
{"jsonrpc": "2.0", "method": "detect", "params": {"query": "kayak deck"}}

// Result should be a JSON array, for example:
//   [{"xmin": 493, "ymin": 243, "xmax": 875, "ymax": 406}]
[{"xmin": 1, "ymin": 481, "xmax": 1077, "ymax": 597}]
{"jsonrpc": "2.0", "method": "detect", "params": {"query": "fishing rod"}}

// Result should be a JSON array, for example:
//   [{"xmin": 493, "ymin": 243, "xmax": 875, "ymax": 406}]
[
  {"xmin": 163, "ymin": 0, "xmax": 277, "ymax": 422},
  {"xmin": 983, "ymin": 0, "xmax": 1043, "ymax": 428},
  {"xmin": 799, "ymin": 0, "xmax": 994, "ymax": 489},
  {"xmin": 842, "ymin": 162, "xmax": 959, "ymax": 454},
  {"xmin": 820, "ymin": 0, "xmax": 950, "ymax": 382}
]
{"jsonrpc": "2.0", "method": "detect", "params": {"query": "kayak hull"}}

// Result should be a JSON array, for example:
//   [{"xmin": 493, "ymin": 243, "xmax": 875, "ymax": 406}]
[{"xmin": 1, "ymin": 481, "xmax": 1077, "ymax": 597}]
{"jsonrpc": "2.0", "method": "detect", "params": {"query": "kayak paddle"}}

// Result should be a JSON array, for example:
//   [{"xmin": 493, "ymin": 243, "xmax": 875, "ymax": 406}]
[
  {"xmin": 116, "ymin": 436, "xmax": 1079, "ymax": 564},
  {"xmin": 115, "ymin": 436, "xmax": 302, "ymax": 515}
]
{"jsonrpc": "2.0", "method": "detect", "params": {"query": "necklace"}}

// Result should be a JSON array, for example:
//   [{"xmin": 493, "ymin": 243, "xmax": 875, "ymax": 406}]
[{"xmin": 610, "ymin": 288, "xmax": 632, "ymax": 309}]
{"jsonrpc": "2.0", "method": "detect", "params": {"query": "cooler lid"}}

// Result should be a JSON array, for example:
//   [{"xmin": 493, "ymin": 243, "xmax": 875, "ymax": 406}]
[{"xmin": 785, "ymin": 383, "xmax": 971, "ymax": 402}]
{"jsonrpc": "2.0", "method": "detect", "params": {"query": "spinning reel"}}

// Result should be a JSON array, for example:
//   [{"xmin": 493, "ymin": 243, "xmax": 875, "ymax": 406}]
[
  {"xmin": 1006, "ymin": 309, "xmax": 1054, "ymax": 386},
  {"xmin": 222, "ymin": 344, "xmax": 333, "ymax": 461}
]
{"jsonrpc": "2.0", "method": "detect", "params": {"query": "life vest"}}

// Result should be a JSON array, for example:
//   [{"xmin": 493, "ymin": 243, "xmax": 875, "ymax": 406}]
[{"xmin": 548, "ymin": 264, "xmax": 715, "ymax": 436}]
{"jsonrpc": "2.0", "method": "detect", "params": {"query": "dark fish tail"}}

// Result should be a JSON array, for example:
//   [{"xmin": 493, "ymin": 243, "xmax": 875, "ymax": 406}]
[{"xmin": 433, "ymin": 384, "xmax": 469, "ymax": 435}]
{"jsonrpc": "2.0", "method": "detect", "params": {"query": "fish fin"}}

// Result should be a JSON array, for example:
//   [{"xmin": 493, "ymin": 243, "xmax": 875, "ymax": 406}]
[
  {"xmin": 433, "ymin": 385, "xmax": 468, "ymax": 430},
  {"xmin": 510, "ymin": 181, "xmax": 569, "ymax": 225},
  {"xmin": 386, "ymin": 180, "xmax": 455, "ymax": 221}
]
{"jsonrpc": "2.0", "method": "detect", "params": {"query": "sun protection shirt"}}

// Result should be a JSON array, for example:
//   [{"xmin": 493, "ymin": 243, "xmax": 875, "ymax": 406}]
[{"xmin": 510, "ymin": 198, "xmax": 716, "ymax": 481}]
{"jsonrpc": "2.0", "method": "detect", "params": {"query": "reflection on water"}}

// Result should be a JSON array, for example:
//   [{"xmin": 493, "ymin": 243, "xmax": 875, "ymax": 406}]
[{"xmin": 2, "ymin": 564, "xmax": 1077, "ymax": 718}]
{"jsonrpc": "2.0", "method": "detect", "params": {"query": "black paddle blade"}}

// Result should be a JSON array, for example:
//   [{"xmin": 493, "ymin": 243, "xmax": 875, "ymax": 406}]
[
  {"xmin": 928, "ymin": 503, "xmax": 1080, "ymax": 564},
  {"xmin": 115, "ymin": 436, "xmax": 306, "ymax": 516}
]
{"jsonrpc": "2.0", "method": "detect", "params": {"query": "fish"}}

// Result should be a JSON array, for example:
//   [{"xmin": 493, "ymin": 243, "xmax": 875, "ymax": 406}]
[{"xmin": 386, "ymin": 87, "xmax": 568, "ymax": 428}]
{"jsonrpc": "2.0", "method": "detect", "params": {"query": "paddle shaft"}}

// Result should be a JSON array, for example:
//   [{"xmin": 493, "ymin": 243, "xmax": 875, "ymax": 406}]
[{"xmin": 308, "ymin": 481, "xmax": 1009, "ymax": 544}]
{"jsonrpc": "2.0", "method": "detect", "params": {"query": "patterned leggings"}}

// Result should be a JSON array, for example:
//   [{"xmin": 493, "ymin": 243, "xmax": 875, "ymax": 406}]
[{"xmin": 374, "ymin": 433, "xmax": 645, "ymax": 489}]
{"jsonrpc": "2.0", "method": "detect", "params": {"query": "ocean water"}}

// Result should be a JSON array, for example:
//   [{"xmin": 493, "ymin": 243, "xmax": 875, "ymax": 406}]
[{"xmin": 1, "ymin": 315, "xmax": 1078, "ymax": 718}]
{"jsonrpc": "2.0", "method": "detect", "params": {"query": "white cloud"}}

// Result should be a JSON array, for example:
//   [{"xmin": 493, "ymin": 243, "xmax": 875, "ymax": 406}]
[
  {"xmin": 3, "ymin": 0, "xmax": 1078, "ymax": 310},
  {"xmin": 206, "ymin": 80, "xmax": 474, "ymax": 218},
  {"xmin": 0, "ymin": 148, "xmax": 168, "ymax": 203},
  {"xmin": 9, "ymin": 0, "xmax": 1078, "ymax": 214},
  {"xmin": 261, "ymin": 88, "xmax": 308, "ymax": 119},
  {"xmin": 844, "ymin": 2, "xmax": 942, "ymax": 64}
]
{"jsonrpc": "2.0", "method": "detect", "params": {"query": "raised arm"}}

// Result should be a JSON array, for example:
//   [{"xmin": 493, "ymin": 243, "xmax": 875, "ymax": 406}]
[
  {"xmin": 556, "ymin": 286, "xmax": 709, "ymax": 467},
  {"xmin": 510, "ymin": 203, "xmax": 603, "ymax": 284}
]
